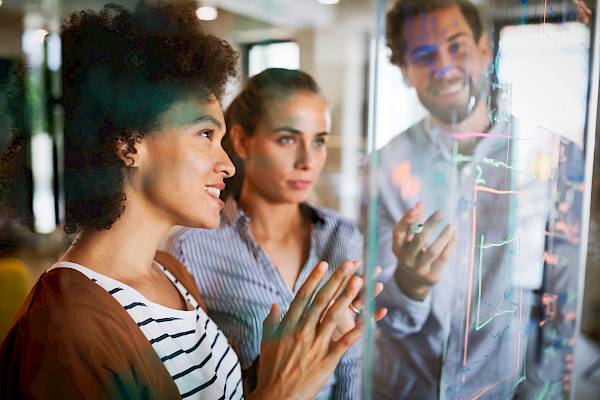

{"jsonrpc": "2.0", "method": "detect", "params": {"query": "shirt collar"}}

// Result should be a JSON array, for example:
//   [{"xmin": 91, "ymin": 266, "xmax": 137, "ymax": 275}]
[
  {"xmin": 423, "ymin": 116, "xmax": 512, "ymax": 160},
  {"xmin": 222, "ymin": 197, "xmax": 326, "ymax": 228}
]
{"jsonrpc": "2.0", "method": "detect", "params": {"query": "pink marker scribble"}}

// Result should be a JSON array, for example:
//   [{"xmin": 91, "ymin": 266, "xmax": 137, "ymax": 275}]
[
  {"xmin": 392, "ymin": 161, "xmax": 422, "ymax": 198},
  {"xmin": 452, "ymin": 131, "xmax": 513, "ymax": 141}
]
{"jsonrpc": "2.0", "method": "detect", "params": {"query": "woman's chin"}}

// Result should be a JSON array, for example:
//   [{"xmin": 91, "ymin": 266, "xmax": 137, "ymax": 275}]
[
  {"xmin": 286, "ymin": 192, "xmax": 310, "ymax": 204},
  {"xmin": 181, "ymin": 213, "xmax": 221, "ymax": 230},
  {"xmin": 202, "ymin": 216, "xmax": 221, "ymax": 230}
]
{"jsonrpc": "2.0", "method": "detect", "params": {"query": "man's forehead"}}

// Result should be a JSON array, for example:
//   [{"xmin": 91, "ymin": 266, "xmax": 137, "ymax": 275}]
[{"xmin": 403, "ymin": 5, "xmax": 473, "ymax": 47}]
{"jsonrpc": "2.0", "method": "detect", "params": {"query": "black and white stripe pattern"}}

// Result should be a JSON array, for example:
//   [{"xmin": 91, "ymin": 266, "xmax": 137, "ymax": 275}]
[
  {"xmin": 54, "ymin": 261, "xmax": 243, "ymax": 400},
  {"xmin": 167, "ymin": 199, "xmax": 363, "ymax": 400}
]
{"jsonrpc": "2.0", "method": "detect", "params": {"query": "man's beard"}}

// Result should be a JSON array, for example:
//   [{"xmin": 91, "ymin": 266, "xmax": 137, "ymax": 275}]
[{"xmin": 419, "ymin": 76, "xmax": 484, "ymax": 125}]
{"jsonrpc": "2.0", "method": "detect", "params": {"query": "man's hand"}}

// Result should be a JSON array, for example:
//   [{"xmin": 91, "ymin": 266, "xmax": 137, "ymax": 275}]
[{"xmin": 392, "ymin": 202, "xmax": 458, "ymax": 301}]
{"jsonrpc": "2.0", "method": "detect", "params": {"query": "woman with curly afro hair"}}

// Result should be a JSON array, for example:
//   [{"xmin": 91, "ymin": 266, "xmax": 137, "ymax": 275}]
[{"xmin": 0, "ymin": 2, "xmax": 367, "ymax": 399}]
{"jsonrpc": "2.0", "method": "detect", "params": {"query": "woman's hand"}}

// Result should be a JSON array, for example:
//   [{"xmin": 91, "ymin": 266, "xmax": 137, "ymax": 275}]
[
  {"xmin": 249, "ymin": 261, "xmax": 365, "ymax": 400},
  {"xmin": 330, "ymin": 263, "xmax": 387, "ymax": 341}
]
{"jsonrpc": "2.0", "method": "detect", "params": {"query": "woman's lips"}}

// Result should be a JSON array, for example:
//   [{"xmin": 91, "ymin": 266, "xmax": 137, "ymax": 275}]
[
  {"xmin": 287, "ymin": 180, "xmax": 312, "ymax": 190},
  {"xmin": 205, "ymin": 187, "xmax": 225, "ymax": 208},
  {"xmin": 208, "ymin": 194, "xmax": 225, "ymax": 208}
]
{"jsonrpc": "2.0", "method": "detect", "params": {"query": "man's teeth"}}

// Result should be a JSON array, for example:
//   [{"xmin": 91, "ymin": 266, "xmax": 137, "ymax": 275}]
[
  {"xmin": 438, "ymin": 82, "xmax": 464, "ymax": 95},
  {"xmin": 206, "ymin": 187, "xmax": 221, "ymax": 197}
]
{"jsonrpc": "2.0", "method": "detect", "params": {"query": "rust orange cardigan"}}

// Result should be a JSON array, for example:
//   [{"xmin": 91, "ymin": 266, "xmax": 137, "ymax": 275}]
[{"xmin": 0, "ymin": 251, "xmax": 207, "ymax": 399}]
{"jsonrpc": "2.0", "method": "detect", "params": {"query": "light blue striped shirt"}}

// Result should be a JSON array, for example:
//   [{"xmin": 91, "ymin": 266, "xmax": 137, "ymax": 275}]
[
  {"xmin": 374, "ymin": 118, "xmax": 581, "ymax": 399},
  {"xmin": 167, "ymin": 199, "xmax": 363, "ymax": 400}
]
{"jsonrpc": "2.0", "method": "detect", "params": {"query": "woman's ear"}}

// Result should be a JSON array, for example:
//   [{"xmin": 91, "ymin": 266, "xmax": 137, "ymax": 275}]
[
  {"xmin": 229, "ymin": 124, "xmax": 250, "ymax": 160},
  {"xmin": 115, "ymin": 135, "xmax": 144, "ymax": 168}
]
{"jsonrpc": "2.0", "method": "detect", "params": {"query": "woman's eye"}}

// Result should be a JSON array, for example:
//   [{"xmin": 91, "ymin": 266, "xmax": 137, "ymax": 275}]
[
  {"xmin": 198, "ymin": 129, "xmax": 214, "ymax": 140},
  {"xmin": 278, "ymin": 136, "xmax": 296, "ymax": 145},
  {"xmin": 313, "ymin": 137, "xmax": 327, "ymax": 147}
]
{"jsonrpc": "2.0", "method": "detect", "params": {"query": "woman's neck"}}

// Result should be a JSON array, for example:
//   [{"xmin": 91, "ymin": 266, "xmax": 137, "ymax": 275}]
[
  {"xmin": 238, "ymin": 186, "xmax": 305, "ymax": 241},
  {"xmin": 60, "ymin": 191, "xmax": 172, "ymax": 283}
]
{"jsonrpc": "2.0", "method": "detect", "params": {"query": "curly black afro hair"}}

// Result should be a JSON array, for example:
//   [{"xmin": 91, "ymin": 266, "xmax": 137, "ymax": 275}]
[{"xmin": 60, "ymin": 1, "xmax": 238, "ymax": 236}]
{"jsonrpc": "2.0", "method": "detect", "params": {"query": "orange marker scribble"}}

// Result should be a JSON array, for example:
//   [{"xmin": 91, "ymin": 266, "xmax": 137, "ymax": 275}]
[{"xmin": 392, "ymin": 161, "xmax": 422, "ymax": 198}]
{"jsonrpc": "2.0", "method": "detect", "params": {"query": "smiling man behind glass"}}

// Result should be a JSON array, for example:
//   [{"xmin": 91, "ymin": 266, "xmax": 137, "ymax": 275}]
[{"xmin": 373, "ymin": 0, "xmax": 583, "ymax": 398}]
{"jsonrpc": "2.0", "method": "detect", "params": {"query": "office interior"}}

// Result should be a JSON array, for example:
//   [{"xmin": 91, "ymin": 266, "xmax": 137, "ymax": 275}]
[{"xmin": 0, "ymin": 0, "xmax": 599, "ymax": 398}]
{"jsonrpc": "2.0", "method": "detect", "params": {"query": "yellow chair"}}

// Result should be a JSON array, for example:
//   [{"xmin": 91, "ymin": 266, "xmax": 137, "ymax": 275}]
[{"xmin": 0, "ymin": 257, "xmax": 29, "ymax": 341}]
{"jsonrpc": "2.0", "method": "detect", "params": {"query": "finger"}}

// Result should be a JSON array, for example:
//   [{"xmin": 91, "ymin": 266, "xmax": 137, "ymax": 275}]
[
  {"xmin": 326, "ymin": 319, "xmax": 364, "ymax": 365},
  {"xmin": 430, "ymin": 232, "xmax": 458, "ymax": 277},
  {"xmin": 392, "ymin": 204, "xmax": 424, "ymax": 254},
  {"xmin": 302, "ymin": 261, "xmax": 359, "ymax": 326},
  {"xmin": 353, "ymin": 265, "xmax": 382, "ymax": 305},
  {"xmin": 332, "ymin": 260, "xmax": 361, "ymax": 301},
  {"xmin": 348, "ymin": 281, "xmax": 383, "ymax": 323},
  {"xmin": 354, "ymin": 259, "xmax": 363, "ymax": 274},
  {"xmin": 406, "ymin": 202, "xmax": 424, "ymax": 243},
  {"xmin": 374, "ymin": 307, "xmax": 388, "ymax": 322},
  {"xmin": 281, "ymin": 261, "xmax": 328, "ymax": 331},
  {"xmin": 262, "ymin": 303, "xmax": 282, "ymax": 341},
  {"xmin": 323, "ymin": 261, "xmax": 359, "ymax": 321},
  {"xmin": 374, "ymin": 281, "xmax": 384, "ymax": 297},
  {"xmin": 416, "ymin": 225, "xmax": 454, "ymax": 269},
  {"xmin": 405, "ymin": 211, "xmax": 443, "ymax": 263},
  {"xmin": 318, "ymin": 276, "xmax": 363, "ymax": 339},
  {"xmin": 373, "ymin": 265, "xmax": 382, "ymax": 278}
]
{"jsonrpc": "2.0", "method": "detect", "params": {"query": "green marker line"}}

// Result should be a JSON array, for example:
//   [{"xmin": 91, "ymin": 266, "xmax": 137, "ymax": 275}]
[
  {"xmin": 475, "ymin": 234, "xmax": 517, "ymax": 331},
  {"xmin": 479, "ymin": 236, "xmax": 518, "ymax": 249}
]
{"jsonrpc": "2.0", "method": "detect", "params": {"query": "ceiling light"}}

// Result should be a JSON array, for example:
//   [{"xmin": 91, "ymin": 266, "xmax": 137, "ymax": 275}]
[
  {"xmin": 196, "ymin": 6, "xmax": 218, "ymax": 21},
  {"xmin": 318, "ymin": 0, "xmax": 340, "ymax": 4}
]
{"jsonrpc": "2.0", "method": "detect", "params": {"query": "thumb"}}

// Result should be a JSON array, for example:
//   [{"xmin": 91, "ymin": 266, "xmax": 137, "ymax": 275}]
[{"xmin": 393, "ymin": 203, "xmax": 424, "ymax": 249}]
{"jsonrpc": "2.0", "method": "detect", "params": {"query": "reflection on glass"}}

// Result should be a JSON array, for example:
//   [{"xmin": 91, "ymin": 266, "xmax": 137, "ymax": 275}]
[{"xmin": 367, "ymin": 0, "xmax": 596, "ymax": 399}]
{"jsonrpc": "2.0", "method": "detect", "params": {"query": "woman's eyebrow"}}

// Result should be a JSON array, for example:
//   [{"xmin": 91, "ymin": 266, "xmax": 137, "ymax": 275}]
[
  {"xmin": 193, "ymin": 115, "xmax": 223, "ymax": 129},
  {"xmin": 271, "ymin": 127, "xmax": 302, "ymax": 135}
]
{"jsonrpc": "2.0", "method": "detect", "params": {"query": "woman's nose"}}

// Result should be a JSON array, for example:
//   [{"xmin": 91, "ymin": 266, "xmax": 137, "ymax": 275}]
[
  {"xmin": 217, "ymin": 147, "xmax": 236, "ymax": 178},
  {"xmin": 295, "ymin": 143, "xmax": 316, "ymax": 170}
]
